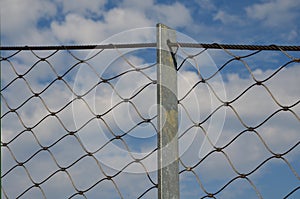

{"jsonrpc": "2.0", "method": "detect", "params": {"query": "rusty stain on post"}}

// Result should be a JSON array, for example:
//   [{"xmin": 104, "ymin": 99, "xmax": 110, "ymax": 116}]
[{"xmin": 157, "ymin": 23, "xmax": 179, "ymax": 199}]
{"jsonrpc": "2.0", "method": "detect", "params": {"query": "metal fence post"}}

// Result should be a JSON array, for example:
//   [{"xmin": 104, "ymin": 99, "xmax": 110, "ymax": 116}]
[{"xmin": 157, "ymin": 23, "xmax": 179, "ymax": 199}]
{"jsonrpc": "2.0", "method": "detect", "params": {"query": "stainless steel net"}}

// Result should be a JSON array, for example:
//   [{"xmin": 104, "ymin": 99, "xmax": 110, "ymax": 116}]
[
  {"xmin": 1, "ymin": 41, "xmax": 300, "ymax": 199},
  {"xmin": 175, "ymin": 43, "xmax": 300, "ymax": 198},
  {"xmin": 1, "ymin": 46, "xmax": 158, "ymax": 198}
]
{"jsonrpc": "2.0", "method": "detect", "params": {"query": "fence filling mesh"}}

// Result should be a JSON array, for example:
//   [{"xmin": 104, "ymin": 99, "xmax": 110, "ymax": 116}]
[
  {"xmin": 174, "ymin": 43, "xmax": 300, "ymax": 198},
  {"xmin": 1, "ymin": 42, "xmax": 300, "ymax": 199},
  {"xmin": 1, "ymin": 46, "xmax": 158, "ymax": 198}
]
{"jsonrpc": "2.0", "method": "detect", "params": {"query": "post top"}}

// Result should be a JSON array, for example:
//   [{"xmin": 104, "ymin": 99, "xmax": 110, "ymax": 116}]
[{"xmin": 156, "ymin": 23, "xmax": 172, "ymax": 29}]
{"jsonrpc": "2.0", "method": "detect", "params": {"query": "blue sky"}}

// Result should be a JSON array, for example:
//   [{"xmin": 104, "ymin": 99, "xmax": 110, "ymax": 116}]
[{"xmin": 1, "ymin": 0, "xmax": 300, "ymax": 199}]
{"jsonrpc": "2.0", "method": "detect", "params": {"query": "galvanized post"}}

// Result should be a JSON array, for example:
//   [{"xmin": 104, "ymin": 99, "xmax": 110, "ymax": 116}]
[{"xmin": 157, "ymin": 23, "xmax": 179, "ymax": 199}]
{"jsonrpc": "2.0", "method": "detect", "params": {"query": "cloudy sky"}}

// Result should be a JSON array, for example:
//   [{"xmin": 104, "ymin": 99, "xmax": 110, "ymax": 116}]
[{"xmin": 1, "ymin": 0, "xmax": 300, "ymax": 199}]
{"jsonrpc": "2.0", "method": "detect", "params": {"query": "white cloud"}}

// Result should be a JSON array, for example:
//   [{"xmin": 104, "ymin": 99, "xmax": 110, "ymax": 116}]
[
  {"xmin": 0, "ymin": 0, "xmax": 56, "ymax": 32},
  {"xmin": 50, "ymin": 1, "xmax": 192, "ymax": 44},
  {"xmin": 284, "ymin": 29, "xmax": 298, "ymax": 41},
  {"xmin": 1, "ymin": 0, "xmax": 193, "ymax": 44},
  {"xmin": 195, "ymin": 0, "xmax": 217, "ymax": 11},
  {"xmin": 0, "ymin": 0, "xmax": 57, "ymax": 44},
  {"xmin": 103, "ymin": 8, "xmax": 153, "ymax": 33},
  {"xmin": 51, "ymin": 14, "xmax": 107, "ymax": 43},
  {"xmin": 151, "ymin": 2, "xmax": 193, "ymax": 28},
  {"xmin": 245, "ymin": 0, "xmax": 300, "ymax": 27},
  {"xmin": 121, "ymin": 0, "xmax": 154, "ymax": 10},
  {"xmin": 120, "ymin": 0, "xmax": 193, "ymax": 28},
  {"xmin": 54, "ymin": 0, "xmax": 106, "ymax": 17},
  {"xmin": 213, "ymin": 10, "xmax": 243, "ymax": 25}
]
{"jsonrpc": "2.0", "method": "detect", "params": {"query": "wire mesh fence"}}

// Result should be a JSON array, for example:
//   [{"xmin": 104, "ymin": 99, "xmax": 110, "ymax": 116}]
[
  {"xmin": 1, "ymin": 25, "xmax": 300, "ymax": 199},
  {"xmin": 175, "ymin": 43, "xmax": 300, "ymax": 198},
  {"xmin": 1, "ymin": 45, "xmax": 158, "ymax": 198}
]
